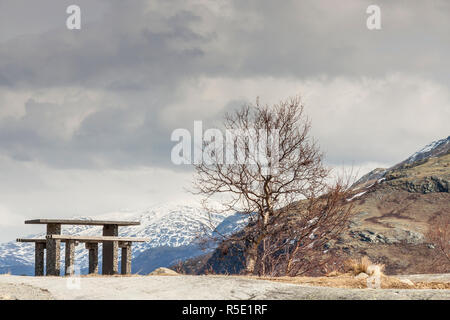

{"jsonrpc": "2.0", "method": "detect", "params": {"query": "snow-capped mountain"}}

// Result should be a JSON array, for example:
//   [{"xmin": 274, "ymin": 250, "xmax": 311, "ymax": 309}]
[
  {"xmin": 403, "ymin": 136, "xmax": 450, "ymax": 164},
  {"xmin": 353, "ymin": 136, "xmax": 450, "ymax": 188},
  {"xmin": 0, "ymin": 203, "xmax": 248, "ymax": 275}
]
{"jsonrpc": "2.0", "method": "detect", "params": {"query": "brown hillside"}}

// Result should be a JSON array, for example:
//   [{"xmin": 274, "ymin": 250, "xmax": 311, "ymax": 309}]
[
  {"xmin": 179, "ymin": 148, "xmax": 450, "ymax": 275},
  {"xmin": 337, "ymin": 153, "xmax": 449, "ymax": 274}
]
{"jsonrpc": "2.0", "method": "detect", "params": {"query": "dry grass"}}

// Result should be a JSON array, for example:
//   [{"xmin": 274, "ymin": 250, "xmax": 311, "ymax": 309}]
[
  {"xmin": 413, "ymin": 282, "xmax": 450, "ymax": 289},
  {"xmin": 325, "ymin": 270, "xmax": 341, "ymax": 277},
  {"xmin": 346, "ymin": 256, "xmax": 385, "ymax": 276},
  {"xmin": 401, "ymin": 154, "xmax": 450, "ymax": 179},
  {"xmin": 244, "ymin": 255, "xmax": 448, "ymax": 289},
  {"xmin": 252, "ymin": 274, "xmax": 450, "ymax": 289}
]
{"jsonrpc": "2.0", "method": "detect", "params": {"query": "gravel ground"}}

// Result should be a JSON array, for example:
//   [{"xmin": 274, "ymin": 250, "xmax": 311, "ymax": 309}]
[
  {"xmin": 0, "ymin": 281, "xmax": 53, "ymax": 300},
  {"xmin": 0, "ymin": 274, "xmax": 449, "ymax": 300},
  {"xmin": 396, "ymin": 274, "xmax": 450, "ymax": 283}
]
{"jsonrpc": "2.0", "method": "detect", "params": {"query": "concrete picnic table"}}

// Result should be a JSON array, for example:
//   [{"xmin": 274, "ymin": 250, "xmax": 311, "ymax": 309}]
[{"xmin": 17, "ymin": 219, "xmax": 149, "ymax": 277}]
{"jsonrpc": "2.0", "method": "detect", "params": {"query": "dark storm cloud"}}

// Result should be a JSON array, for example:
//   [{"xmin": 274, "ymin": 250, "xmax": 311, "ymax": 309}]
[
  {"xmin": 0, "ymin": 0, "xmax": 449, "ymax": 237},
  {"xmin": 0, "ymin": 1, "xmax": 208, "ymax": 88},
  {"xmin": 0, "ymin": 0, "xmax": 448, "ymax": 169},
  {"xmin": 2, "ymin": 0, "xmax": 448, "ymax": 87}
]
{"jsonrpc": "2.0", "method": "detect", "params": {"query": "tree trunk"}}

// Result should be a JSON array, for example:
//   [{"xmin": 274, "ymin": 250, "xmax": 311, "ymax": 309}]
[
  {"xmin": 245, "ymin": 214, "xmax": 270, "ymax": 274},
  {"xmin": 244, "ymin": 242, "xmax": 259, "ymax": 274},
  {"xmin": 263, "ymin": 211, "xmax": 270, "ymax": 226}
]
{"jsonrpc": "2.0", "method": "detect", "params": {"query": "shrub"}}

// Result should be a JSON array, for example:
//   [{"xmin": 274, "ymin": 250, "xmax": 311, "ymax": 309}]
[{"xmin": 346, "ymin": 256, "xmax": 385, "ymax": 276}]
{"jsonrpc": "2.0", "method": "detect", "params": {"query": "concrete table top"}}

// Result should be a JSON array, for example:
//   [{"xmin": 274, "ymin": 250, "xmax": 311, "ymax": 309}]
[{"xmin": 25, "ymin": 219, "xmax": 140, "ymax": 226}]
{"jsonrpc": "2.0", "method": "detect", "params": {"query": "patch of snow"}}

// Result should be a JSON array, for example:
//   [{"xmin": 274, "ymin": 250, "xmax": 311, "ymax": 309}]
[
  {"xmin": 346, "ymin": 191, "xmax": 367, "ymax": 202},
  {"xmin": 405, "ymin": 136, "xmax": 450, "ymax": 164}
]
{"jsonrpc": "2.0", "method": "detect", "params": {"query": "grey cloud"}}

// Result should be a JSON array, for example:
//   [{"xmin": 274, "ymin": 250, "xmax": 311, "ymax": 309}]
[
  {"xmin": 0, "ymin": 1, "xmax": 211, "ymax": 89},
  {"xmin": 0, "ymin": 0, "xmax": 449, "ymax": 238},
  {"xmin": 0, "ymin": 97, "xmax": 177, "ymax": 169},
  {"xmin": 0, "ymin": 0, "xmax": 448, "ymax": 171},
  {"xmin": 1, "ymin": 0, "xmax": 449, "ymax": 88},
  {"xmin": 222, "ymin": 0, "xmax": 450, "ymax": 82}
]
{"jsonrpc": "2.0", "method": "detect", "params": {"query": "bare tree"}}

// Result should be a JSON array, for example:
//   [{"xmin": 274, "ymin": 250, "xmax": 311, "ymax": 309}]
[
  {"xmin": 256, "ymin": 180, "xmax": 354, "ymax": 276},
  {"xmin": 427, "ymin": 215, "xmax": 450, "ymax": 272},
  {"xmin": 193, "ymin": 96, "xmax": 353, "ymax": 274}
]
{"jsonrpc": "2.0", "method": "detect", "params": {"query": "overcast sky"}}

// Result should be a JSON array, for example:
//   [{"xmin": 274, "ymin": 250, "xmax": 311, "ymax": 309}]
[{"xmin": 0, "ymin": 0, "xmax": 449, "ymax": 241}]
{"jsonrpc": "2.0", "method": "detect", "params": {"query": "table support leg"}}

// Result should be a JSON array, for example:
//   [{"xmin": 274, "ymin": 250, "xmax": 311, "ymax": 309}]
[
  {"xmin": 102, "ymin": 224, "xmax": 118, "ymax": 275},
  {"xmin": 86, "ymin": 243, "xmax": 99, "ymax": 274},
  {"xmin": 46, "ymin": 223, "xmax": 61, "ymax": 276},
  {"xmin": 35, "ymin": 242, "xmax": 45, "ymax": 276},
  {"xmin": 65, "ymin": 240, "xmax": 76, "ymax": 276},
  {"xmin": 120, "ymin": 242, "xmax": 132, "ymax": 275}
]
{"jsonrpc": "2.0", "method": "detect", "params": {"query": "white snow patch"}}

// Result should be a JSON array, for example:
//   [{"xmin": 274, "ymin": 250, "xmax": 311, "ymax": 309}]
[{"xmin": 346, "ymin": 191, "xmax": 367, "ymax": 202}]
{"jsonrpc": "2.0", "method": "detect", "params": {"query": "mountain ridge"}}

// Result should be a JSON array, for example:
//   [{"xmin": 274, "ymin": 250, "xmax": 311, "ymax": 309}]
[{"xmin": 353, "ymin": 136, "xmax": 450, "ymax": 189}]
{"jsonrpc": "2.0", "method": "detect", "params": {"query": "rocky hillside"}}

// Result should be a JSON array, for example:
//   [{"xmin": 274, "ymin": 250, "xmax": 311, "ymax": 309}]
[
  {"xmin": 182, "ymin": 136, "xmax": 450, "ymax": 275},
  {"xmin": 353, "ymin": 136, "xmax": 450, "ymax": 189},
  {"xmin": 339, "ymin": 137, "xmax": 449, "ymax": 274}
]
